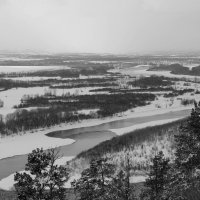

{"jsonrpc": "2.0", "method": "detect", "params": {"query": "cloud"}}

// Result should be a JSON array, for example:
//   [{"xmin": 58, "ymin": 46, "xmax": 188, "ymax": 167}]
[
  {"xmin": 141, "ymin": 0, "xmax": 200, "ymax": 12},
  {"xmin": 142, "ymin": 0, "xmax": 162, "ymax": 11},
  {"xmin": 0, "ymin": 0, "xmax": 200, "ymax": 53}
]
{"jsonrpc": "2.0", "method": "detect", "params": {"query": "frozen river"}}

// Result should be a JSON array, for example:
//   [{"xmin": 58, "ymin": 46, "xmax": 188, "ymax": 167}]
[{"xmin": 0, "ymin": 109, "xmax": 190, "ymax": 181}]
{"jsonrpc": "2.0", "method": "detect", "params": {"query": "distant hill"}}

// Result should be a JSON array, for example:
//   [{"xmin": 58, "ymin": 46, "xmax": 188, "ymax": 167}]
[{"xmin": 149, "ymin": 63, "xmax": 200, "ymax": 76}]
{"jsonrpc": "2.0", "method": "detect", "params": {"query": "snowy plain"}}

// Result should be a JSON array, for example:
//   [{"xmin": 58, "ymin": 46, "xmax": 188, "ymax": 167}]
[
  {"xmin": 0, "ymin": 86, "xmax": 107, "ymax": 117},
  {"xmin": 0, "ymin": 128, "xmax": 75, "ymax": 160},
  {"xmin": 0, "ymin": 65, "xmax": 70, "ymax": 73}
]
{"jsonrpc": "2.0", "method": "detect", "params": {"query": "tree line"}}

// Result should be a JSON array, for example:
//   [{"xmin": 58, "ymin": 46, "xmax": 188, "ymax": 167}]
[
  {"xmin": 0, "ymin": 108, "xmax": 91, "ymax": 135},
  {"xmin": 15, "ymin": 93, "xmax": 156, "ymax": 117},
  {"xmin": 0, "ymin": 92, "xmax": 155, "ymax": 135},
  {"xmin": 129, "ymin": 76, "xmax": 173, "ymax": 88}
]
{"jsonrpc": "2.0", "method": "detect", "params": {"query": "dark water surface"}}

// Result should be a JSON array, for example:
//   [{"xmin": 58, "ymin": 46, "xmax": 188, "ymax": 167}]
[{"xmin": 0, "ymin": 109, "xmax": 190, "ymax": 180}]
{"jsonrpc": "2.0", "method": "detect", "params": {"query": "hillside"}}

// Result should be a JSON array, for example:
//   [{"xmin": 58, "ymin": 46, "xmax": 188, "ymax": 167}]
[{"xmin": 68, "ymin": 119, "xmax": 184, "ymax": 176}]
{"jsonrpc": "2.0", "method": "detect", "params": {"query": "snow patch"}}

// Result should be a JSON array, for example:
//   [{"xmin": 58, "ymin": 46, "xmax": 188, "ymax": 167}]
[
  {"xmin": 0, "ymin": 66, "xmax": 69, "ymax": 73},
  {"xmin": 130, "ymin": 175, "xmax": 147, "ymax": 183},
  {"xmin": 0, "ymin": 130, "xmax": 75, "ymax": 160}
]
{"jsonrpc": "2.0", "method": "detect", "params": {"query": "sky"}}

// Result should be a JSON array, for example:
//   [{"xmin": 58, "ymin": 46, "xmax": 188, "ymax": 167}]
[{"xmin": 0, "ymin": 0, "xmax": 200, "ymax": 54}]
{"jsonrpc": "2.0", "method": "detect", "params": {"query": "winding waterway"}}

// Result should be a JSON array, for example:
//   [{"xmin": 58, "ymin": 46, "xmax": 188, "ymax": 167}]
[{"xmin": 0, "ymin": 109, "xmax": 190, "ymax": 180}]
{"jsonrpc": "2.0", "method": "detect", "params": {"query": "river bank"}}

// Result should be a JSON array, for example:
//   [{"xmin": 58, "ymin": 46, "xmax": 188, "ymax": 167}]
[{"xmin": 0, "ymin": 103, "xmax": 192, "ymax": 160}]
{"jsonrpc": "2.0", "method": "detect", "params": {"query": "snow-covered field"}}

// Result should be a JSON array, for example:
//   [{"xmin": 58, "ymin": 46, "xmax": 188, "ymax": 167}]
[
  {"xmin": 77, "ymin": 108, "xmax": 99, "ymax": 115},
  {"xmin": 3, "ymin": 76, "xmax": 62, "ymax": 81},
  {"xmin": 0, "ymin": 66, "xmax": 70, "ymax": 73},
  {"xmin": 0, "ymin": 127, "xmax": 75, "ymax": 160},
  {"xmin": 0, "ymin": 87, "xmax": 49, "ymax": 117},
  {"xmin": 3, "ymin": 74, "xmax": 107, "ymax": 81},
  {"xmin": 0, "ymin": 57, "xmax": 44, "ymax": 61},
  {"xmin": 0, "ymin": 86, "xmax": 108, "ymax": 117},
  {"xmin": 78, "ymin": 74, "xmax": 107, "ymax": 79}
]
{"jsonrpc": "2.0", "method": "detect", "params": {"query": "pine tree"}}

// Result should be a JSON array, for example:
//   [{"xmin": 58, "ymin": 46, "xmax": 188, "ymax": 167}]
[
  {"xmin": 162, "ymin": 164, "xmax": 187, "ymax": 200},
  {"xmin": 72, "ymin": 157, "xmax": 115, "ymax": 200},
  {"xmin": 174, "ymin": 102, "xmax": 200, "ymax": 196},
  {"xmin": 14, "ymin": 148, "xmax": 69, "ymax": 200},
  {"xmin": 109, "ymin": 154, "xmax": 136, "ymax": 200},
  {"xmin": 71, "ymin": 168, "xmax": 96, "ymax": 200},
  {"xmin": 141, "ymin": 151, "xmax": 170, "ymax": 200}
]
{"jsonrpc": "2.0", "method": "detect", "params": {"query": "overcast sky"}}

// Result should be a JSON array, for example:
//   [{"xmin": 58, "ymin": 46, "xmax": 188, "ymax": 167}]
[{"xmin": 0, "ymin": 0, "xmax": 200, "ymax": 54}]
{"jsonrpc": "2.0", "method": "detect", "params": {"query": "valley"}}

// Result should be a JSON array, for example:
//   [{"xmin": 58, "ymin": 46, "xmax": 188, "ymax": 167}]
[{"xmin": 0, "ymin": 53, "xmax": 200, "ymax": 196}]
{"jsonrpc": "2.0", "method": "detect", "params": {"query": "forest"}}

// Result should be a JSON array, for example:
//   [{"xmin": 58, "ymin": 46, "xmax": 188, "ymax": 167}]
[
  {"xmin": 75, "ymin": 119, "xmax": 183, "ymax": 160},
  {"xmin": 0, "ymin": 79, "xmax": 49, "ymax": 90},
  {"xmin": 15, "ymin": 92, "xmax": 155, "ymax": 114},
  {"xmin": 129, "ymin": 76, "xmax": 173, "ymax": 88},
  {"xmin": 0, "ymin": 92, "xmax": 156, "ymax": 135}
]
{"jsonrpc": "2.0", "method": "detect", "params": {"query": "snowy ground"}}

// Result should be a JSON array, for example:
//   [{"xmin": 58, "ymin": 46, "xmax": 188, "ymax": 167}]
[
  {"xmin": 0, "ymin": 127, "xmax": 75, "ymax": 160},
  {"xmin": 76, "ymin": 108, "xmax": 99, "ymax": 115},
  {"xmin": 3, "ymin": 74, "xmax": 107, "ymax": 81},
  {"xmin": 0, "ymin": 57, "xmax": 44, "ymax": 61},
  {"xmin": 0, "ymin": 86, "xmax": 107, "ymax": 117},
  {"xmin": 0, "ymin": 66, "xmax": 69, "ymax": 73},
  {"xmin": 78, "ymin": 74, "xmax": 107, "ymax": 79},
  {"xmin": 3, "ymin": 76, "xmax": 62, "ymax": 81},
  {"xmin": 130, "ymin": 176, "xmax": 147, "ymax": 183},
  {"xmin": 0, "ymin": 87, "xmax": 49, "ymax": 117}
]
